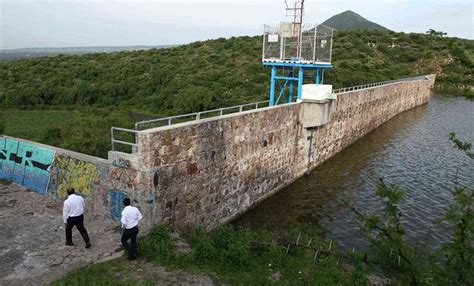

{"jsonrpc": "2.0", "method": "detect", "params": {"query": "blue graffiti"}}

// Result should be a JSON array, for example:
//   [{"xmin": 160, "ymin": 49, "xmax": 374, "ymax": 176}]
[
  {"xmin": 0, "ymin": 137, "xmax": 55, "ymax": 194},
  {"xmin": 108, "ymin": 190, "xmax": 128, "ymax": 220}
]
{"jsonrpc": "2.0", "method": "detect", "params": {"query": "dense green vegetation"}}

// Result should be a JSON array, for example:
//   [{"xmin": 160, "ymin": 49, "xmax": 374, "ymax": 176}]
[
  {"xmin": 1, "ymin": 108, "xmax": 134, "ymax": 157},
  {"xmin": 1, "ymin": 30, "xmax": 472, "ymax": 157},
  {"xmin": 1, "ymin": 30, "xmax": 472, "ymax": 114},
  {"xmin": 322, "ymin": 10, "xmax": 391, "ymax": 31},
  {"xmin": 0, "ymin": 114, "xmax": 4, "ymax": 134},
  {"xmin": 2, "ymin": 110, "xmax": 81, "ymax": 142}
]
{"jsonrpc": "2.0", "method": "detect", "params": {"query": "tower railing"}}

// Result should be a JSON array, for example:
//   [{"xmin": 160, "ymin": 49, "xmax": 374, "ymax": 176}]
[{"xmin": 263, "ymin": 23, "xmax": 334, "ymax": 64}]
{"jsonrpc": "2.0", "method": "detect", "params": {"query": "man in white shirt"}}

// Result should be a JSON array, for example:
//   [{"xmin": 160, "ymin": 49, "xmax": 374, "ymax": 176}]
[
  {"xmin": 121, "ymin": 197, "xmax": 143, "ymax": 260},
  {"xmin": 63, "ymin": 188, "xmax": 91, "ymax": 248}
]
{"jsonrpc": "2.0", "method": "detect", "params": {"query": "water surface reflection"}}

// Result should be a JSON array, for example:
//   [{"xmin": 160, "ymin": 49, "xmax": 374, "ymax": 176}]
[{"xmin": 235, "ymin": 96, "xmax": 474, "ymax": 250}]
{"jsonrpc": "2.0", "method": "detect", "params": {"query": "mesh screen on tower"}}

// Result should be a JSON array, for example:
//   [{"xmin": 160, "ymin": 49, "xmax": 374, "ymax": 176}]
[{"xmin": 263, "ymin": 23, "xmax": 333, "ymax": 64}]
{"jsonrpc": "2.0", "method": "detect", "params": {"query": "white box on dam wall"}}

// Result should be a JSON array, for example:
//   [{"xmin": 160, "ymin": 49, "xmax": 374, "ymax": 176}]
[{"xmin": 301, "ymin": 84, "xmax": 334, "ymax": 101}]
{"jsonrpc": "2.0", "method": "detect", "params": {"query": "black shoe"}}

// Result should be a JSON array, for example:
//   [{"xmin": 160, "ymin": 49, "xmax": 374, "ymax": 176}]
[
  {"xmin": 85, "ymin": 242, "xmax": 91, "ymax": 249},
  {"xmin": 65, "ymin": 242, "xmax": 74, "ymax": 246},
  {"xmin": 127, "ymin": 256, "xmax": 137, "ymax": 261}
]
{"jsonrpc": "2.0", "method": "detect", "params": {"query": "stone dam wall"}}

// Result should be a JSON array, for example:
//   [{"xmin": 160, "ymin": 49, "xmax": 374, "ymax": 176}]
[
  {"xmin": 137, "ymin": 75, "xmax": 436, "ymax": 229},
  {"xmin": 0, "ymin": 75, "xmax": 436, "ymax": 230}
]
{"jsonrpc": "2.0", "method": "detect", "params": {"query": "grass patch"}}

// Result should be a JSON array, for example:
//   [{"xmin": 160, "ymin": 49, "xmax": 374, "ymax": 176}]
[
  {"xmin": 1, "ymin": 109, "xmax": 81, "ymax": 141},
  {"xmin": 50, "ymin": 258, "xmax": 154, "ymax": 286},
  {"xmin": 1, "ymin": 107, "xmax": 134, "ymax": 158},
  {"xmin": 54, "ymin": 225, "xmax": 369, "ymax": 285}
]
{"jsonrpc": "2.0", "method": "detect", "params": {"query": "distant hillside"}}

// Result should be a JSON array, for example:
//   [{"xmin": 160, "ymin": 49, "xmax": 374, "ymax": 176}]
[
  {"xmin": 1, "ymin": 31, "xmax": 471, "ymax": 114},
  {"xmin": 322, "ymin": 10, "xmax": 391, "ymax": 32},
  {"xmin": 0, "ymin": 45, "xmax": 176, "ymax": 61}
]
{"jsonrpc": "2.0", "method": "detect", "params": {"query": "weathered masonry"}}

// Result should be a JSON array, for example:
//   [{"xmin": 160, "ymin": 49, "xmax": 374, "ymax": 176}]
[{"xmin": 0, "ymin": 75, "xmax": 436, "ymax": 230}]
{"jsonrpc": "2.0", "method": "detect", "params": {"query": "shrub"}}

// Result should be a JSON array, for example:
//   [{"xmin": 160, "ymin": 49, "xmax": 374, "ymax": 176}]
[
  {"xmin": 41, "ymin": 127, "xmax": 62, "ymax": 146},
  {"xmin": 351, "ymin": 134, "xmax": 474, "ymax": 285},
  {"xmin": 137, "ymin": 225, "xmax": 175, "ymax": 263}
]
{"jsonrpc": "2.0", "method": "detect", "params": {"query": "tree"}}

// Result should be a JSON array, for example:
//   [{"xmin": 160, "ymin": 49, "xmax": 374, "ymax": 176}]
[
  {"xmin": 439, "ymin": 133, "xmax": 474, "ymax": 284},
  {"xmin": 350, "ymin": 134, "xmax": 474, "ymax": 285},
  {"xmin": 426, "ymin": 29, "xmax": 447, "ymax": 37}
]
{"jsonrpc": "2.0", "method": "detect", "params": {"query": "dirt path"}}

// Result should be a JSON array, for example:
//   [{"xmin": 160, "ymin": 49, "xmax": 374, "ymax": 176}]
[
  {"xmin": 0, "ymin": 182, "xmax": 216, "ymax": 286},
  {"xmin": 0, "ymin": 181, "xmax": 122, "ymax": 286}
]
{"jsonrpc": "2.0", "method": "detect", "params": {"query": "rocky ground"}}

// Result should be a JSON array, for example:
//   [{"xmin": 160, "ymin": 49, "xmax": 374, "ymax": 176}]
[
  {"xmin": 0, "ymin": 181, "xmax": 123, "ymax": 285},
  {"xmin": 0, "ymin": 181, "xmax": 215, "ymax": 286}
]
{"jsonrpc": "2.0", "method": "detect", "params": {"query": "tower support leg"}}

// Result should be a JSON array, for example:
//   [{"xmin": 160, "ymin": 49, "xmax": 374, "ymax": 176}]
[
  {"xmin": 297, "ymin": 68, "xmax": 304, "ymax": 102},
  {"xmin": 270, "ymin": 66, "xmax": 277, "ymax": 106},
  {"xmin": 289, "ymin": 68, "xmax": 294, "ymax": 102}
]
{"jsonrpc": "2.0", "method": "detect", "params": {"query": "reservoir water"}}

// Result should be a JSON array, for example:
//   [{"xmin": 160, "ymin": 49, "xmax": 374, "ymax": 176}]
[{"xmin": 235, "ymin": 95, "xmax": 474, "ymax": 250}]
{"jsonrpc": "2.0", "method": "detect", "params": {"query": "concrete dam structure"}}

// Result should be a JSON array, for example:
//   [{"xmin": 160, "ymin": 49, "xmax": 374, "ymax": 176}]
[{"xmin": 0, "ymin": 75, "xmax": 436, "ymax": 230}]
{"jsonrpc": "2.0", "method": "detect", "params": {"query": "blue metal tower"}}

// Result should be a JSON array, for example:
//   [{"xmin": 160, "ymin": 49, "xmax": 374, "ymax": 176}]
[
  {"xmin": 263, "ymin": 61, "xmax": 332, "ymax": 106},
  {"xmin": 262, "ymin": 1, "xmax": 334, "ymax": 106}
]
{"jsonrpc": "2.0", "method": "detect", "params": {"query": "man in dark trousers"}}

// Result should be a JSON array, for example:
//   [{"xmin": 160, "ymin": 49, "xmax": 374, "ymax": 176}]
[
  {"xmin": 121, "ymin": 198, "xmax": 143, "ymax": 260},
  {"xmin": 62, "ymin": 188, "xmax": 91, "ymax": 248}
]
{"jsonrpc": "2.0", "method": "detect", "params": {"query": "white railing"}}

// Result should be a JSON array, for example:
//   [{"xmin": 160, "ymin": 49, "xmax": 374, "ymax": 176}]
[
  {"xmin": 110, "ymin": 75, "xmax": 430, "ymax": 153},
  {"xmin": 111, "ymin": 127, "xmax": 138, "ymax": 152},
  {"xmin": 134, "ymin": 101, "xmax": 270, "ymax": 130},
  {"xmin": 110, "ymin": 101, "xmax": 270, "ymax": 153},
  {"xmin": 333, "ymin": 75, "xmax": 428, "ymax": 94}
]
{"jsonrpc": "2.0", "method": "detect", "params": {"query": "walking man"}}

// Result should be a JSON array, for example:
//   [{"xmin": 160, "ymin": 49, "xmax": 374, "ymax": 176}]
[
  {"xmin": 121, "ymin": 198, "xmax": 143, "ymax": 260},
  {"xmin": 63, "ymin": 188, "xmax": 91, "ymax": 248}
]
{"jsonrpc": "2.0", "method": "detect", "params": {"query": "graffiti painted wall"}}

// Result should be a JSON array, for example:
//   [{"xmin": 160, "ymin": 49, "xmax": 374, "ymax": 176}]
[
  {"xmin": 108, "ymin": 190, "xmax": 129, "ymax": 219},
  {"xmin": 1, "ymin": 136, "xmax": 158, "ymax": 226},
  {"xmin": 0, "ymin": 137, "xmax": 55, "ymax": 194},
  {"xmin": 48, "ymin": 155, "xmax": 101, "ymax": 199}
]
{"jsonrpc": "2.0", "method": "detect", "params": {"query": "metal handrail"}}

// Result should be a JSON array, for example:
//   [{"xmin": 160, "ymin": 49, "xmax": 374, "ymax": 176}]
[
  {"xmin": 111, "ymin": 127, "xmax": 138, "ymax": 152},
  {"xmin": 135, "ymin": 100, "xmax": 270, "ymax": 130},
  {"xmin": 333, "ymin": 75, "xmax": 428, "ymax": 94}
]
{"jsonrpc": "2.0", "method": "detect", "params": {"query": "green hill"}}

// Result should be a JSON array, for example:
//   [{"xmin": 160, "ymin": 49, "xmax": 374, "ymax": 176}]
[
  {"xmin": 1, "ymin": 30, "xmax": 473, "ymax": 157},
  {"xmin": 322, "ymin": 10, "xmax": 391, "ymax": 32}
]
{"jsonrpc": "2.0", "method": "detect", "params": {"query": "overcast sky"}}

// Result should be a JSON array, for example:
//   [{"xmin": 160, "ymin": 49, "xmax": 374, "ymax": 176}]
[{"xmin": 0, "ymin": 0, "xmax": 472, "ymax": 50}]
